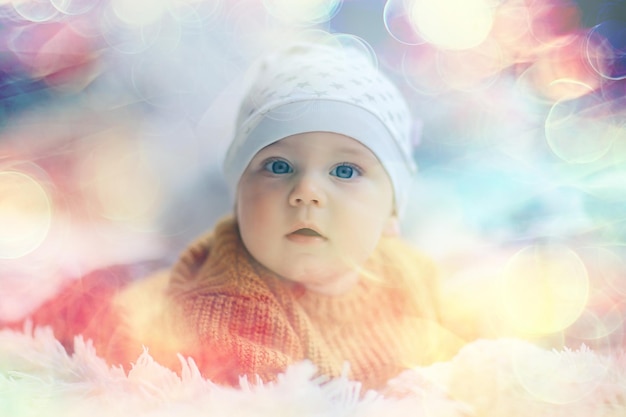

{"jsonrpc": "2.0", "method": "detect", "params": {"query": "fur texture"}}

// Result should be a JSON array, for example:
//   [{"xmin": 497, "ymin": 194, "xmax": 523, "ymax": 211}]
[{"xmin": 1, "ymin": 324, "xmax": 624, "ymax": 417}]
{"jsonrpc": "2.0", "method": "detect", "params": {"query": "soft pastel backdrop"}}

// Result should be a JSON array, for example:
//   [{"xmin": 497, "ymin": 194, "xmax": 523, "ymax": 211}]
[{"xmin": 1, "ymin": 0, "xmax": 625, "ymax": 367}]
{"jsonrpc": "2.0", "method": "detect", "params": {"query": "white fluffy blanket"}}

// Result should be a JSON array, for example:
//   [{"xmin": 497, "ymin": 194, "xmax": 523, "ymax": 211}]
[{"xmin": 1, "ymin": 325, "xmax": 624, "ymax": 417}]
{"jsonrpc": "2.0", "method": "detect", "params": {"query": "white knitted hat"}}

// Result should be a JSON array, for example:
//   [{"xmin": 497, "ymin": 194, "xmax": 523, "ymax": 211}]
[{"xmin": 223, "ymin": 41, "xmax": 417, "ymax": 215}]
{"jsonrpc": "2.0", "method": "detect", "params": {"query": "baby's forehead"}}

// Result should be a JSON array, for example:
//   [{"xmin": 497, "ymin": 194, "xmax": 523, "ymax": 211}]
[{"xmin": 252, "ymin": 132, "xmax": 380, "ymax": 161}]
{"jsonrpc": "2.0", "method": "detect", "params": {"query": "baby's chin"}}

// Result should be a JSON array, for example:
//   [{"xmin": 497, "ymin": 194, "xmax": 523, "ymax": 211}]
[{"xmin": 275, "ymin": 265, "xmax": 361, "ymax": 296}]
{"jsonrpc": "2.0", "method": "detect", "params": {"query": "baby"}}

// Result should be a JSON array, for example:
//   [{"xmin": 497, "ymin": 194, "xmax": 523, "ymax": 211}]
[
  {"xmin": 11, "ymin": 40, "xmax": 461, "ymax": 391},
  {"xmin": 153, "ymin": 41, "xmax": 460, "ymax": 389}
]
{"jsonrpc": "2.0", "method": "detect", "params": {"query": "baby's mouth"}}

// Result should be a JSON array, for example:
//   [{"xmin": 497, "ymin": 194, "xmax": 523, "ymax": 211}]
[
  {"xmin": 286, "ymin": 226, "xmax": 327, "ymax": 243},
  {"xmin": 292, "ymin": 228, "xmax": 323, "ymax": 237}
]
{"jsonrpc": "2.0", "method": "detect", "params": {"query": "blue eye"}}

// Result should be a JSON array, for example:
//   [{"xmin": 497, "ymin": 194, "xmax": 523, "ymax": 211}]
[
  {"xmin": 264, "ymin": 159, "xmax": 293, "ymax": 174},
  {"xmin": 331, "ymin": 164, "xmax": 359, "ymax": 179}
]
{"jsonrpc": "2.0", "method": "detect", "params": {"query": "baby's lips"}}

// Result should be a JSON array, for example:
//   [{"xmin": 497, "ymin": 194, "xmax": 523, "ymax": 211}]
[
  {"xmin": 288, "ymin": 223, "xmax": 326, "ymax": 238},
  {"xmin": 292, "ymin": 228, "xmax": 322, "ymax": 237}
]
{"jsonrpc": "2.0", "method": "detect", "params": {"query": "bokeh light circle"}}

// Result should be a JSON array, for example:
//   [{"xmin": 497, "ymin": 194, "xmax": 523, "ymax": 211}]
[
  {"xmin": 0, "ymin": 170, "xmax": 53, "ymax": 259},
  {"xmin": 325, "ymin": 32, "xmax": 378, "ymax": 68},
  {"xmin": 409, "ymin": 0, "xmax": 494, "ymax": 50},
  {"xmin": 545, "ymin": 95, "xmax": 621, "ymax": 164},
  {"xmin": 12, "ymin": 0, "xmax": 59, "ymax": 22},
  {"xmin": 500, "ymin": 244, "xmax": 589, "ymax": 335},
  {"xmin": 383, "ymin": 0, "xmax": 426, "ymax": 45},
  {"xmin": 50, "ymin": 0, "xmax": 98, "ymax": 15},
  {"xmin": 585, "ymin": 22, "xmax": 626, "ymax": 81},
  {"xmin": 111, "ymin": 0, "xmax": 168, "ymax": 26},
  {"xmin": 262, "ymin": 0, "xmax": 341, "ymax": 26}
]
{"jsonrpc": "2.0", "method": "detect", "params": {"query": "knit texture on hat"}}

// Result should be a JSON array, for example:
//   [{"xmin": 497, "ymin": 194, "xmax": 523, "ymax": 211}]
[{"xmin": 223, "ymin": 41, "xmax": 417, "ymax": 214}]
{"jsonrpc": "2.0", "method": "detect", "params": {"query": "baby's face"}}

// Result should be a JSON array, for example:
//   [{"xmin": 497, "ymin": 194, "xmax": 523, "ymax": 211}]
[{"xmin": 236, "ymin": 132, "xmax": 395, "ymax": 295}]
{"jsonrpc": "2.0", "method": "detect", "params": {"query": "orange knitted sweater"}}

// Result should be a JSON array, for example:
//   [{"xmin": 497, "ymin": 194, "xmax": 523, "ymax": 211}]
[{"xmin": 154, "ymin": 217, "xmax": 458, "ymax": 390}]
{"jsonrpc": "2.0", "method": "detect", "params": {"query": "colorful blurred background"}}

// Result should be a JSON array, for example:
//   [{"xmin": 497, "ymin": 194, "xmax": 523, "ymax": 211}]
[{"xmin": 1, "ymin": 0, "xmax": 625, "ymax": 353}]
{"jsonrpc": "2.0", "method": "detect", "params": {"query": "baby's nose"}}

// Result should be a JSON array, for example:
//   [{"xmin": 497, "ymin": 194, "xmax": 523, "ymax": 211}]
[{"xmin": 288, "ymin": 175, "xmax": 326, "ymax": 207}]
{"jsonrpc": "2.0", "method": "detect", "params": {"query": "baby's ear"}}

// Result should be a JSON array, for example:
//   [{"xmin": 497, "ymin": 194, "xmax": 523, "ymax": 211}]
[{"xmin": 383, "ymin": 215, "xmax": 401, "ymax": 237}]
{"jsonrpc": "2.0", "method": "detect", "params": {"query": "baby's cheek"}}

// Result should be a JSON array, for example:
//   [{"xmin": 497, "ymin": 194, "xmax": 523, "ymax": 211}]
[{"xmin": 334, "ymin": 229, "xmax": 379, "ymax": 265}]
